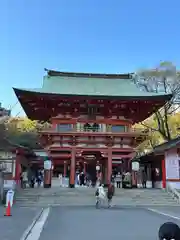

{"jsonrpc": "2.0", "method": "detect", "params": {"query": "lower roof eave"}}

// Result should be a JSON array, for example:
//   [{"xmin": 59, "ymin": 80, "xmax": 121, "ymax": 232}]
[{"xmin": 13, "ymin": 87, "xmax": 172, "ymax": 101}]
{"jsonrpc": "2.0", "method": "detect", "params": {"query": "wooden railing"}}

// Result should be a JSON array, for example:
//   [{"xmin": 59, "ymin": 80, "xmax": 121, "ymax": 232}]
[{"xmin": 41, "ymin": 127, "xmax": 145, "ymax": 135}]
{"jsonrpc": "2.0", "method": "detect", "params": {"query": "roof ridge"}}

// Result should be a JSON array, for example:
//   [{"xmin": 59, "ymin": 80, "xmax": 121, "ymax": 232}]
[{"xmin": 44, "ymin": 68, "xmax": 133, "ymax": 79}]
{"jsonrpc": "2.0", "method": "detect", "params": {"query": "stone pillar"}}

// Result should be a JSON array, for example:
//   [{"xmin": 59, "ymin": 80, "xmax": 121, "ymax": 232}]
[
  {"xmin": 69, "ymin": 148, "xmax": 76, "ymax": 188},
  {"xmin": 44, "ymin": 170, "xmax": 52, "ymax": 188},
  {"xmin": 63, "ymin": 161, "xmax": 67, "ymax": 177},
  {"xmin": 107, "ymin": 148, "xmax": 112, "ymax": 185},
  {"xmin": 131, "ymin": 171, "xmax": 137, "ymax": 188}
]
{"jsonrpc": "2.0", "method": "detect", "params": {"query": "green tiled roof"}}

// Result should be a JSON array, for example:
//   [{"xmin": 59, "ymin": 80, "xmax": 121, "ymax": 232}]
[
  {"xmin": 14, "ymin": 75, "xmax": 172, "ymax": 98},
  {"xmin": 153, "ymin": 136, "xmax": 180, "ymax": 153},
  {"xmin": 133, "ymin": 136, "xmax": 180, "ymax": 162}
]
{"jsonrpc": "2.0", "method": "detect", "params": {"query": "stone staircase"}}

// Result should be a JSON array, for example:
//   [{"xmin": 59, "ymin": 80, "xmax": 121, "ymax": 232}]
[
  {"xmin": 15, "ymin": 187, "xmax": 180, "ymax": 207},
  {"xmin": 113, "ymin": 189, "xmax": 179, "ymax": 206}
]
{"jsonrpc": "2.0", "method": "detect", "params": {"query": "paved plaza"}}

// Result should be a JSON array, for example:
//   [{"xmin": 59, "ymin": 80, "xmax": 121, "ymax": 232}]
[
  {"xmin": 0, "ymin": 206, "xmax": 41, "ymax": 240},
  {"xmin": 20, "ymin": 205, "xmax": 180, "ymax": 240},
  {"xmin": 2, "ymin": 186, "xmax": 180, "ymax": 240}
]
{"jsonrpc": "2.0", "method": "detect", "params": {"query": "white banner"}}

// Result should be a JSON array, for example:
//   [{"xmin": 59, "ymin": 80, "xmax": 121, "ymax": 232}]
[{"xmin": 165, "ymin": 151, "xmax": 180, "ymax": 179}]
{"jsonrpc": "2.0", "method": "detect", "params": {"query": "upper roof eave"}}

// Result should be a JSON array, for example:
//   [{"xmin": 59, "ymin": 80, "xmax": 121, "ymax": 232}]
[{"xmin": 13, "ymin": 87, "xmax": 172, "ymax": 101}]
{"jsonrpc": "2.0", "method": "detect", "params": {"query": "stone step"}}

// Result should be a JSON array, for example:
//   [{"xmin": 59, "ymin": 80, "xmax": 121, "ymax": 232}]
[
  {"xmin": 16, "ymin": 194, "xmax": 176, "ymax": 200},
  {"xmin": 15, "ymin": 188, "xmax": 180, "ymax": 207},
  {"xmin": 15, "ymin": 202, "xmax": 180, "ymax": 207}
]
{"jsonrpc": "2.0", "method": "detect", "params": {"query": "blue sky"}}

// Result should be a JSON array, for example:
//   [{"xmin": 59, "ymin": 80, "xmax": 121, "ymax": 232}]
[{"xmin": 0, "ymin": 0, "xmax": 180, "ymax": 116}]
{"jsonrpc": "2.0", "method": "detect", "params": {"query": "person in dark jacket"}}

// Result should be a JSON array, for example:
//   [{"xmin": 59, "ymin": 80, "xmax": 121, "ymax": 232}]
[
  {"xmin": 158, "ymin": 222, "xmax": 180, "ymax": 240},
  {"xmin": 80, "ymin": 172, "xmax": 85, "ymax": 186},
  {"xmin": 111, "ymin": 174, "xmax": 115, "ymax": 183},
  {"xmin": 30, "ymin": 175, "xmax": 35, "ymax": 188},
  {"xmin": 142, "ymin": 170, "xmax": 147, "ymax": 188},
  {"xmin": 107, "ymin": 184, "xmax": 114, "ymax": 208}
]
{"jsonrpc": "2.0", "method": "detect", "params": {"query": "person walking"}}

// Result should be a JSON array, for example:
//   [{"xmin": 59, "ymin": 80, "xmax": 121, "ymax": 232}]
[
  {"xmin": 30, "ymin": 175, "xmax": 35, "ymax": 188},
  {"xmin": 21, "ymin": 170, "xmax": 28, "ymax": 188},
  {"xmin": 59, "ymin": 173, "xmax": 63, "ymax": 187},
  {"xmin": 107, "ymin": 183, "xmax": 114, "ymax": 208},
  {"xmin": 95, "ymin": 183, "xmax": 106, "ymax": 207},
  {"xmin": 20, "ymin": 172, "xmax": 23, "ymax": 188}
]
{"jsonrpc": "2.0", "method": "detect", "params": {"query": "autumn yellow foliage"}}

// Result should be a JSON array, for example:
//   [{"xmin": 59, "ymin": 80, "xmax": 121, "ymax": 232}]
[{"xmin": 134, "ymin": 112, "xmax": 180, "ymax": 152}]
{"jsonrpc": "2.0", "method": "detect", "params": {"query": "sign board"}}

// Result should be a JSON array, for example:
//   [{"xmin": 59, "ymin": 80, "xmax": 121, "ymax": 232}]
[
  {"xmin": 132, "ymin": 162, "xmax": 140, "ymax": 171},
  {"xmin": 6, "ymin": 189, "xmax": 14, "ymax": 207},
  {"xmin": 96, "ymin": 165, "xmax": 100, "ymax": 171},
  {"xmin": 0, "ymin": 152, "xmax": 13, "ymax": 159},
  {"xmin": 84, "ymin": 155, "xmax": 96, "ymax": 160},
  {"xmin": 44, "ymin": 160, "xmax": 52, "ymax": 170},
  {"xmin": 112, "ymin": 160, "xmax": 122, "ymax": 164},
  {"xmin": 34, "ymin": 151, "xmax": 48, "ymax": 157},
  {"xmin": 4, "ymin": 180, "xmax": 16, "ymax": 190}
]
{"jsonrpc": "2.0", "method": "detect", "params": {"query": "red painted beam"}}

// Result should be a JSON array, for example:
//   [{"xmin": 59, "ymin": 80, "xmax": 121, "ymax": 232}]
[
  {"xmin": 51, "ymin": 118, "xmax": 132, "ymax": 126},
  {"xmin": 50, "ymin": 154, "xmax": 71, "ymax": 158},
  {"xmin": 40, "ymin": 131, "xmax": 144, "ymax": 137},
  {"xmin": 48, "ymin": 147, "xmax": 134, "ymax": 152},
  {"xmin": 49, "ymin": 154, "xmax": 132, "ymax": 159}
]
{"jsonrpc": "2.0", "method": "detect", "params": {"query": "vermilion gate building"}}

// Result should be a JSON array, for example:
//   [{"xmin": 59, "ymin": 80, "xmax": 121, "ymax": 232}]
[{"xmin": 13, "ymin": 70, "xmax": 171, "ymax": 187}]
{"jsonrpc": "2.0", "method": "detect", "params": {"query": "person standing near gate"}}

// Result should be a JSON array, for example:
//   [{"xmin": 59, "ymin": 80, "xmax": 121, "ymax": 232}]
[
  {"xmin": 115, "ymin": 172, "xmax": 122, "ymax": 188},
  {"xmin": 142, "ymin": 170, "xmax": 147, "ymax": 188}
]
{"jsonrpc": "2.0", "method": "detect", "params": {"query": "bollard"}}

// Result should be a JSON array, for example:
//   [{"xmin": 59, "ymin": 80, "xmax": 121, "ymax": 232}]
[
  {"xmin": 4, "ymin": 201, "xmax": 11, "ymax": 216},
  {"xmin": 4, "ymin": 189, "xmax": 14, "ymax": 217}
]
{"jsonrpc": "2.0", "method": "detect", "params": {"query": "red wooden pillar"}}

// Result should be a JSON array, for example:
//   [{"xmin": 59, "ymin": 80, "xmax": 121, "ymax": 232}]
[
  {"xmin": 52, "ymin": 121, "xmax": 56, "ymax": 129},
  {"xmin": 162, "ymin": 158, "xmax": 166, "ymax": 189},
  {"xmin": 99, "ymin": 163, "xmax": 102, "ymax": 181},
  {"xmin": 15, "ymin": 152, "xmax": 22, "ymax": 185},
  {"xmin": 83, "ymin": 162, "xmax": 86, "ymax": 175},
  {"xmin": 70, "ymin": 148, "xmax": 76, "ymax": 188},
  {"xmin": 107, "ymin": 148, "xmax": 112, "ymax": 185},
  {"xmin": 64, "ymin": 161, "xmax": 67, "ymax": 177}
]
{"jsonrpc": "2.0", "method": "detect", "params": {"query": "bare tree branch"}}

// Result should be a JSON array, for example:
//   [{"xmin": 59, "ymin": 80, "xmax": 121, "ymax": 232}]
[
  {"xmin": 136, "ymin": 61, "xmax": 180, "ymax": 141},
  {"xmin": 140, "ymin": 122, "xmax": 158, "ymax": 132}
]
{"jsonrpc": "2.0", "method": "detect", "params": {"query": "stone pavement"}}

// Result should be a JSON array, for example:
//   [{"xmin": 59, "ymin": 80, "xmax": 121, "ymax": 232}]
[
  {"xmin": 4, "ymin": 186, "xmax": 179, "ymax": 240},
  {"xmin": 38, "ymin": 206, "xmax": 180, "ymax": 240},
  {"xmin": 0, "ymin": 206, "xmax": 41, "ymax": 240}
]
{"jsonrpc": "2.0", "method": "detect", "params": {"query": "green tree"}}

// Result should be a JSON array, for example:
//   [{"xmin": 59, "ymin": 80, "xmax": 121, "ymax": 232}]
[
  {"xmin": 4, "ymin": 117, "xmax": 51, "ymax": 148},
  {"xmin": 134, "ymin": 112, "xmax": 180, "ymax": 154},
  {"xmin": 135, "ymin": 61, "xmax": 180, "ymax": 141}
]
